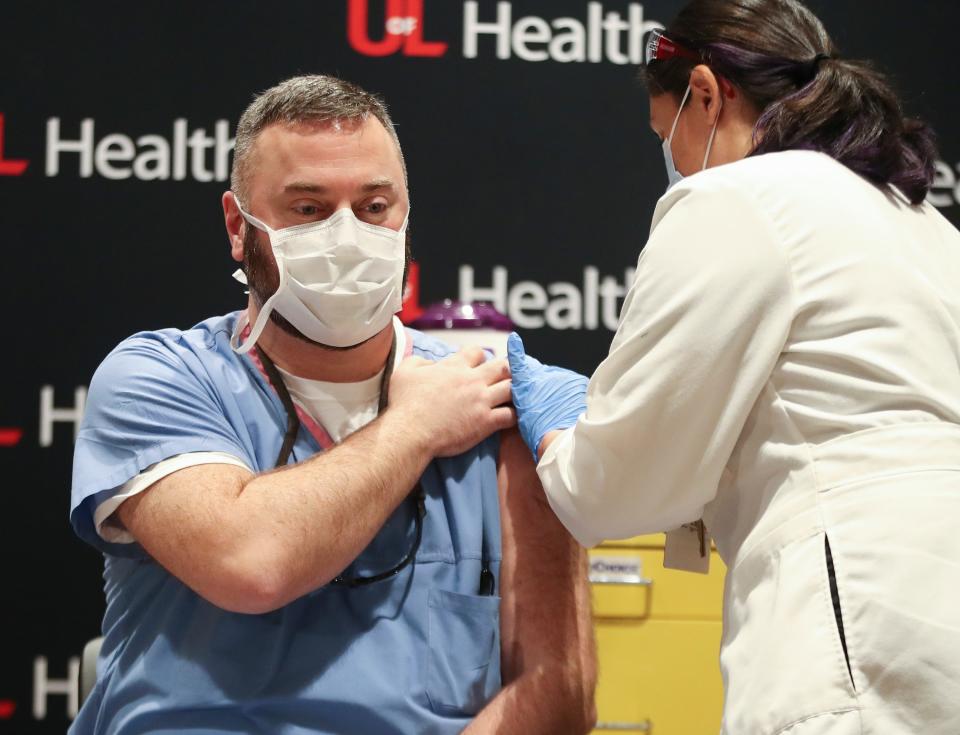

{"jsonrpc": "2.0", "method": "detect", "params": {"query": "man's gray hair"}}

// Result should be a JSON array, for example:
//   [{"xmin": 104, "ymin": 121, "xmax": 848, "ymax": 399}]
[{"xmin": 231, "ymin": 74, "xmax": 405, "ymax": 204}]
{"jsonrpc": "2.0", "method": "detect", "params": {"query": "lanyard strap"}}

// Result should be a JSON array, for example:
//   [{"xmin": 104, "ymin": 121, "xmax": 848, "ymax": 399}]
[
  {"xmin": 255, "ymin": 346, "xmax": 305, "ymax": 467},
  {"xmin": 244, "ymin": 332, "xmax": 336, "ymax": 451},
  {"xmin": 255, "ymin": 334, "xmax": 398, "ymax": 467}
]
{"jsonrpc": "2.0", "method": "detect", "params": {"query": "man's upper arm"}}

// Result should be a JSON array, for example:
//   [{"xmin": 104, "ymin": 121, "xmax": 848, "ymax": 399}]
[
  {"xmin": 113, "ymin": 461, "xmax": 265, "ymax": 610},
  {"xmin": 96, "ymin": 451, "xmax": 252, "ymax": 543},
  {"xmin": 496, "ymin": 428, "xmax": 594, "ymax": 681},
  {"xmin": 71, "ymin": 336, "xmax": 251, "ymax": 555}
]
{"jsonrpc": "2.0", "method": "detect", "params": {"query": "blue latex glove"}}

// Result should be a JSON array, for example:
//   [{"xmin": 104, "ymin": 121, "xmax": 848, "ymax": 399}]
[{"xmin": 507, "ymin": 332, "xmax": 589, "ymax": 461}]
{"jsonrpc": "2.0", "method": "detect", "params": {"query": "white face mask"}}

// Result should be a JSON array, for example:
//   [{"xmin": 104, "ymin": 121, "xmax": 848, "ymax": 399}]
[
  {"xmin": 662, "ymin": 84, "xmax": 723, "ymax": 191},
  {"xmin": 230, "ymin": 200, "xmax": 408, "ymax": 353}
]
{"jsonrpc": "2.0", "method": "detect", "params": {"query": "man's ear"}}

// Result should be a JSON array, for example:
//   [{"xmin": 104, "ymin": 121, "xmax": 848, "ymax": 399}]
[
  {"xmin": 689, "ymin": 64, "xmax": 724, "ymax": 126},
  {"xmin": 222, "ymin": 191, "xmax": 245, "ymax": 263}
]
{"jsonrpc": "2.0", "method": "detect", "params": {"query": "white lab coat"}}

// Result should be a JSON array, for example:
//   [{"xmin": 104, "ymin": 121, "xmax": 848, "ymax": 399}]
[{"xmin": 539, "ymin": 151, "xmax": 960, "ymax": 734}]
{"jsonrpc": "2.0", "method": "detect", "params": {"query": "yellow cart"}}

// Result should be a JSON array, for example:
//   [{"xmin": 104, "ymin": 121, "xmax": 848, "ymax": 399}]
[{"xmin": 589, "ymin": 535, "xmax": 727, "ymax": 734}]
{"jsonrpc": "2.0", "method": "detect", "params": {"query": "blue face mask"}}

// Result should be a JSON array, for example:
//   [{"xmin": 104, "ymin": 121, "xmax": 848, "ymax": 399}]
[{"xmin": 662, "ymin": 84, "xmax": 722, "ymax": 191}]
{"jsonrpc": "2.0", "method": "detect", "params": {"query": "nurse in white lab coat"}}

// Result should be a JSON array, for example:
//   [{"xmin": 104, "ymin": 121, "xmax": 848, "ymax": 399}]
[{"xmin": 506, "ymin": 1, "xmax": 960, "ymax": 733}]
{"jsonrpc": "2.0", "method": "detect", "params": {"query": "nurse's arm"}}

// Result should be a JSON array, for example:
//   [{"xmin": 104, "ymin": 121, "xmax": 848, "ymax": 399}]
[
  {"xmin": 537, "ymin": 182, "xmax": 795, "ymax": 546},
  {"xmin": 114, "ymin": 354, "xmax": 514, "ymax": 615},
  {"xmin": 464, "ymin": 429, "xmax": 597, "ymax": 734}
]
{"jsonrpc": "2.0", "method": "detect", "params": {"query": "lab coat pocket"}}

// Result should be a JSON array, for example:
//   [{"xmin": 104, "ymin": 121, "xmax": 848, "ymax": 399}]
[
  {"xmin": 721, "ymin": 532, "xmax": 858, "ymax": 735},
  {"xmin": 824, "ymin": 535, "xmax": 855, "ymax": 691},
  {"xmin": 426, "ymin": 587, "xmax": 501, "ymax": 716}
]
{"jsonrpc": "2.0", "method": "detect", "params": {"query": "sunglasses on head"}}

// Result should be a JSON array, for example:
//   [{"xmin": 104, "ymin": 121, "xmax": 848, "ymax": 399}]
[{"xmin": 645, "ymin": 29, "xmax": 701, "ymax": 66}]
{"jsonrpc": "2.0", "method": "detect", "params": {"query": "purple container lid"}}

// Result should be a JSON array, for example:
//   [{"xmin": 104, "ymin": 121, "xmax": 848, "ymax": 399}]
[{"xmin": 409, "ymin": 300, "xmax": 514, "ymax": 331}]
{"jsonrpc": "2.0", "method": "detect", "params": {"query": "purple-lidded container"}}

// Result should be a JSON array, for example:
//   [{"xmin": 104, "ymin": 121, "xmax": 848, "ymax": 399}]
[{"xmin": 409, "ymin": 300, "xmax": 514, "ymax": 357}]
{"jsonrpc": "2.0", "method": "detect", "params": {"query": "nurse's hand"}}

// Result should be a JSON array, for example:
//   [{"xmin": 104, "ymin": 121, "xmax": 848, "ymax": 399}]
[
  {"xmin": 389, "ymin": 346, "xmax": 517, "ymax": 458},
  {"xmin": 507, "ymin": 333, "xmax": 588, "ymax": 462}
]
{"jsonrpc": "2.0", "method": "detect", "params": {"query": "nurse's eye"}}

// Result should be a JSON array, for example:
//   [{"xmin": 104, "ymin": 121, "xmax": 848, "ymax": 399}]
[
  {"xmin": 294, "ymin": 204, "xmax": 321, "ymax": 217},
  {"xmin": 366, "ymin": 202, "xmax": 388, "ymax": 215}
]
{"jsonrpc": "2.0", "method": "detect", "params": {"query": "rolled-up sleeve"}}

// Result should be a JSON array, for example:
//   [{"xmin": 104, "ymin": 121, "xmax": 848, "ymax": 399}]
[
  {"xmin": 71, "ymin": 336, "xmax": 251, "ymax": 556},
  {"xmin": 538, "ymin": 177, "xmax": 795, "ymax": 547}
]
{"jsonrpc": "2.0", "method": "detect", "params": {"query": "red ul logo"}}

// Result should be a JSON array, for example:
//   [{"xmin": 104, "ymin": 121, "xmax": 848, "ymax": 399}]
[
  {"xmin": 0, "ymin": 114, "xmax": 29, "ymax": 176},
  {"xmin": 399, "ymin": 260, "xmax": 425, "ymax": 324},
  {"xmin": 347, "ymin": 0, "xmax": 448, "ymax": 57},
  {"xmin": 0, "ymin": 427, "xmax": 22, "ymax": 447}
]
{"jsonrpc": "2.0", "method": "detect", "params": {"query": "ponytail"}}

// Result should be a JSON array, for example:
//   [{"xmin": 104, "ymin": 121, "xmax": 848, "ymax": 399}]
[
  {"xmin": 642, "ymin": 0, "xmax": 938, "ymax": 205},
  {"xmin": 752, "ymin": 57, "xmax": 937, "ymax": 204}
]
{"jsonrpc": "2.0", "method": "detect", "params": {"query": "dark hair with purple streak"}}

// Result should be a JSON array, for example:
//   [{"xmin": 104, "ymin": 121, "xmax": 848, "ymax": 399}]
[{"xmin": 642, "ymin": 0, "xmax": 937, "ymax": 204}]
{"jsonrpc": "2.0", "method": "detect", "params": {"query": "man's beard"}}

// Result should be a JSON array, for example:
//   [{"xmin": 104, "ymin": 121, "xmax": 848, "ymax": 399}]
[{"xmin": 241, "ymin": 225, "xmax": 411, "ymax": 352}]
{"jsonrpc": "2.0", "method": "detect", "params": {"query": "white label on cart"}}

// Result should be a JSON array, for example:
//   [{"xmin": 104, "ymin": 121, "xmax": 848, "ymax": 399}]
[{"xmin": 589, "ymin": 555, "xmax": 645, "ymax": 585}]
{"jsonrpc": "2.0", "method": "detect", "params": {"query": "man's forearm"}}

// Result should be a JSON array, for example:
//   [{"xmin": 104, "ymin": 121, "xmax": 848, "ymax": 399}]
[
  {"xmin": 231, "ymin": 408, "xmax": 434, "ymax": 606},
  {"xmin": 119, "ymin": 349, "xmax": 514, "ymax": 615},
  {"xmin": 120, "ymin": 407, "xmax": 436, "ymax": 614},
  {"xmin": 229, "ymin": 349, "xmax": 514, "ymax": 608}
]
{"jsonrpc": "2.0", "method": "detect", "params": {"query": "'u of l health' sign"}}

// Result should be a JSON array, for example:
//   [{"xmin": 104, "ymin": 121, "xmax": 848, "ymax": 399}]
[{"xmin": 348, "ymin": 0, "xmax": 665, "ymax": 64}]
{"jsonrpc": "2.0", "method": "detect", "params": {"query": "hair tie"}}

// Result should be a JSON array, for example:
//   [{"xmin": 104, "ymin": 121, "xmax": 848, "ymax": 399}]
[
  {"xmin": 796, "ymin": 52, "xmax": 832, "ymax": 84},
  {"xmin": 812, "ymin": 53, "xmax": 831, "ymax": 71}
]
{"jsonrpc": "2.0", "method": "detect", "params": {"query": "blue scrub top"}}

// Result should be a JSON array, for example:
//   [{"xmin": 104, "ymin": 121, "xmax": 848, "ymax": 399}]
[{"xmin": 70, "ymin": 312, "xmax": 503, "ymax": 735}]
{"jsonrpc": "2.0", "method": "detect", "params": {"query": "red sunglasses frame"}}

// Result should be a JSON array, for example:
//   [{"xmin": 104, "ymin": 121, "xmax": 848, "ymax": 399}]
[{"xmin": 645, "ymin": 29, "xmax": 701, "ymax": 65}]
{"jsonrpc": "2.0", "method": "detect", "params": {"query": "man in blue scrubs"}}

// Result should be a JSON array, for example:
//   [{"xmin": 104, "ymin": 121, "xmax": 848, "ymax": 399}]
[{"xmin": 69, "ymin": 75, "xmax": 596, "ymax": 734}]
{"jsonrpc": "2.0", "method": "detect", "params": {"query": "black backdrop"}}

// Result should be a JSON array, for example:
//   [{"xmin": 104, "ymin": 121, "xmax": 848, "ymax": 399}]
[{"xmin": 2, "ymin": 1, "xmax": 958, "ymax": 730}]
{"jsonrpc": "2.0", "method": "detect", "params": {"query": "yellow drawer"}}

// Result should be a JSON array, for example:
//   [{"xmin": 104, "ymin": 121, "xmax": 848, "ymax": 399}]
[
  {"xmin": 589, "ymin": 548, "xmax": 725, "ymax": 620},
  {"xmin": 592, "ymin": 619, "xmax": 724, "ymax": 734},
  {"xmin": 599, "ymin": 534, "xmax": 665, "ymax": 549}
]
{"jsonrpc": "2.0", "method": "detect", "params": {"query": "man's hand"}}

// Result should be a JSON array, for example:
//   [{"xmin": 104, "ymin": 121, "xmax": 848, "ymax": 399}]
[{"xmin": 389, "ymin": 346, "xmax": 516, "ymax": 458}]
